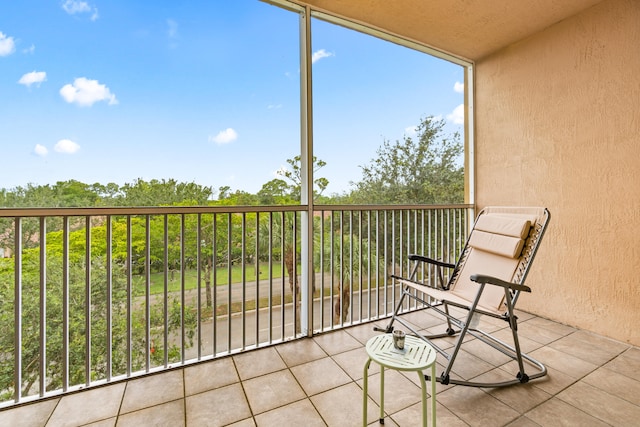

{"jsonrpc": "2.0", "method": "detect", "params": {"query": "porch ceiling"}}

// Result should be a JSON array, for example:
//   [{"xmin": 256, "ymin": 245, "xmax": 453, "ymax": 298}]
[{"xmin": 298, "ymin": 0, "xmax": 604, "ymax": 61}]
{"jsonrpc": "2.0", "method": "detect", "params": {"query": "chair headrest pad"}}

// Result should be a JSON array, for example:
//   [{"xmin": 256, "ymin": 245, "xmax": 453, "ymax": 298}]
[{"xmin": 474, "ymin": 215, "xmax": 532, "ymax": 239}]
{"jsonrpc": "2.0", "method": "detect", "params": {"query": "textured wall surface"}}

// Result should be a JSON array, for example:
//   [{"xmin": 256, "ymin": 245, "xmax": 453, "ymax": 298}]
[{"xmin": 475, "ymin": 0, "xmax": 640, "ymax": 344}]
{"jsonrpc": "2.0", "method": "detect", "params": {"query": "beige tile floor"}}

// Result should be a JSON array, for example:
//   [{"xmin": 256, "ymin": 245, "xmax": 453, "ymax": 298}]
[{"xmin": 1, "ymin": 309, "xmax": 639, "ymax": 427}]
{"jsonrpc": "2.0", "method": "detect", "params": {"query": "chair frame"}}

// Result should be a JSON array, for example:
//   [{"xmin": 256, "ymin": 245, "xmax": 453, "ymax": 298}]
[{"xmin": 376, "ymin": 207, "xmax": 551, "ymax": 388}]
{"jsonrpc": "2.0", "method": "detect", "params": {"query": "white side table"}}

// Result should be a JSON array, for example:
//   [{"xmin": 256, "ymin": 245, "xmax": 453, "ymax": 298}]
[{"xmin": 363, "ymin": 333, "xmax": 437, "ymax": 426}]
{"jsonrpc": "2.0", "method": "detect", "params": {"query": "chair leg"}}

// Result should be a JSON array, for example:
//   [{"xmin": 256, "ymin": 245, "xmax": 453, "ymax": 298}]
[
  {"xmin": 374, "ymin": 285, "xmax": 410, "ymax": 333},
  {"xmin": 443, "ymin": 302, "xmax": 456, "ymax": 335},
  {"xmin": 439, "ymin": 305, "xmax": 476, "ymax": 384},
  {"xmin": 505, "ymin": 293, "xmax": 529, "ymax": 383}
]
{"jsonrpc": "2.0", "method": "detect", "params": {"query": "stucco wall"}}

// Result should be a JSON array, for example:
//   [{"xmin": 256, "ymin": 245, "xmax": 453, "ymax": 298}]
[{"xmin": 475, "ymin": 0, "xmax": 640, "ymax": 344}]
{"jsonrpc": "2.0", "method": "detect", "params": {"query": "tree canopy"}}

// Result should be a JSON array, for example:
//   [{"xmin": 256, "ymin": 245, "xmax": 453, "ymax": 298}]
[
  {"xmin": 1, "ymin": 120, "xmax": 464, "ymax": 208},
  {"xmin": 349, "ymin": 116, "xmax": 464, "ymax": 204}
]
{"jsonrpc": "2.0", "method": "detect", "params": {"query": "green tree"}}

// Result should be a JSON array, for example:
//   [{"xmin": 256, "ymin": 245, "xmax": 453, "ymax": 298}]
[
  {"xmin": 215, "ymin": 190, "xmax": 259, "ymax": 206},
  {"xmin": 276, "ymin": 155, "xmax": 329, "ymax": 201},
  {"xmin": 350, "ymin": 116, "xmax": 464, "ymax": 204},
  {"xmin": 0, "ymin": 238, "xmax": 195, "ymax": 401},
  {"xmin": 90, "ymin": 182, "xmax": 123, "ymax": 204},
  {"xmin": 256, "ymin": 179, "xmax": 294, "ymax": 205},
  {"xmin": 119, "ymin": 179, "xmax": 213, "ymax": 206}
]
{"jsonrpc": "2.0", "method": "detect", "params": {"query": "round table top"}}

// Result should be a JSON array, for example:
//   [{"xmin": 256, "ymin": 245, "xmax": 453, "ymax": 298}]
[{"xmin": 365, "ymin": 333, "xmax": 437, "ymax": 371}]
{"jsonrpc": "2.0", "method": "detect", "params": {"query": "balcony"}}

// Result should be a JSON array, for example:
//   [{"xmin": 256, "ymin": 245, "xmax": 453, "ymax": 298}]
[
  {"xmin": 0, "ymin": 309, "xmax": 638, "ymax": 426},
  {"xmin": 2, "ymin": 0, "xmax": 638, "ymax": 424},
  {"xmin": 1, "ymin": 204, "xmax": 639, "ymax": 425}
]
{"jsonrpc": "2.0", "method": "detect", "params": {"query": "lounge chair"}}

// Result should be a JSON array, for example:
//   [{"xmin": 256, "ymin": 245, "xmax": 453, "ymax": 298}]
[{"xmin": 376, "ymin": 206, "xmax": 550, "ymax": 387}]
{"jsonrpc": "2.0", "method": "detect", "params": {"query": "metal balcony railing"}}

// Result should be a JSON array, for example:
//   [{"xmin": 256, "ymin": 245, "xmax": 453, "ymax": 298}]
[{"xmin": 0, "ymin": 204, "xmax": 471, "ymax": 407}]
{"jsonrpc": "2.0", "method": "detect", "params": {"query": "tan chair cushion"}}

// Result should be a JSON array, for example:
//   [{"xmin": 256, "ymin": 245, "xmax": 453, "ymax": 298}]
[
  {"xmin": 468, "ymin": 230, "xmax": 525, "ymax": 259},
  {"xmin": 474, "ymin": 214, "xmax": 532, "ymax": 239},
  {"xmin": 451, "ymin": 248, "xmax": 520, "ymax": 312}
]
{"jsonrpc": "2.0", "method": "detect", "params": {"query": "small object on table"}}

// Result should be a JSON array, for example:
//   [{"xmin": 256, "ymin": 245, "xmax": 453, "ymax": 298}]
[{"xmin": 392, "ymin": 329, "xmax": 405, "ymax": 350}]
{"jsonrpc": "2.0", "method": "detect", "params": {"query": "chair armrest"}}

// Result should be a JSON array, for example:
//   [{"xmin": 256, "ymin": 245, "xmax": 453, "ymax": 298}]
[
  {"xmin": 470, "ymin": 274, "xmax": 531, "ymax": 293},
  {"xmin": 408, "ymin": 254, "xmax": 455, "ymax": 269}
]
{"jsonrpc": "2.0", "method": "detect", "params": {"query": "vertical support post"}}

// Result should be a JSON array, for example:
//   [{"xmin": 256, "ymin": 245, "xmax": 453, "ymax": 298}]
[
  {"xmin": 300, "ymin": 5, "xmax": 314, "ymax": 337},
  {"xmin": 464, "ymin": 64, "xmax": 476, "ymax": 227}
]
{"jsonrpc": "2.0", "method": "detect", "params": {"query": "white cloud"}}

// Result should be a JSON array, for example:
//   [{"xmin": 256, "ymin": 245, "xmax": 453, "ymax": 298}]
[
  {"xmin": 62, "ymin": 1, "xmax": 99, "ymax": 20},
  {"xmin": 60, "ymin": 77, "xmax": 118, "ymax": 107},
  {"xmin": 54, "ymin": 139, "xmax": 80, "ymax": 154},
  {"xmin": 23, "ymin": 44, "xmax": 35, "ymax": 54},
  {"xmin": 447, "ymin": 104, "xmax": 465, "ymax": 125},
  {"xmin": 267, "ymin": 104, "xmax": 282, "ymax": 110},
  {"xmin": 210, "ymin": 128, "xmax": 238, "ymax": 144},
  {"xmin": 18, "ymin": 71, "xmax": 47, "ymax": 88},
  {"xmin": 0, "ymin": 32, "xmax": 16, "ymax": 56},
  {"xmin": 454, "ymin": 81, "xmax": 464, "ymax": 93},
  {"xmin": 34, "ymin": 144, "xmax": 48, "ymax": 157},
  {"xmin": 312, "ymin": 49, "xmax": 334, "ymax": 64},
  {"xmin": 62, "ymin": 0, "xmax": 90, "ymax": 14}
]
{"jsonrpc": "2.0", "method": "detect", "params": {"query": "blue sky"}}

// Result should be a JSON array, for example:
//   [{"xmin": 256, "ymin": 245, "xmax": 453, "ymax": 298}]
[{"xmin": 0, "ymin": 0, "xmax": 464, "ymax": 196}]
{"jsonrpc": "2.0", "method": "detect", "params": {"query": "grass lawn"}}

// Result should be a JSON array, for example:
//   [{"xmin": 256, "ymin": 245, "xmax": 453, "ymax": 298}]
[{"xmin": 132, "ymin": 262, "xmax": 288, "ymax": 296}]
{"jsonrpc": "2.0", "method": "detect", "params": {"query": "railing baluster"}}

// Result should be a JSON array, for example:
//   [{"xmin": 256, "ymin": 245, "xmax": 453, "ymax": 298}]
[
  {"xmin": 292, "ymin": 212, "xmax": 298, "ymax": 335},
  {"xmin": 241, "ymin": 212, "xmax": 246, "ymax": 350},
  {"xmin": 126, "ymin": 215, "xmax": 132, "ymax": 376},
  {"xmin": 279, "ymin": 212, "xmax": 285, "ymax": 341},
  {"xmin": 212, "ymin": 213, "xmax": 218, "ymax": 356},
  {"xmin": 227, "ymin": 213, "xmax": 232, "ymax": 353},
  {"xmin": 338, "ymin": 211, "xmax": 344, "ymax": 326},
  {"xmin": 349, "ymin": 210, "xmax": 354, "ymax": 324},
  {"xmin": 375, "ymin": 210, "xmax": 380, "ymax": 319},
  {"xmin": 358, "ymin": 210, "xmax": 363, "ymax": 323},
  {"xmin": 318, "ymin": 209, "xmax": 324, "ymax": 331},
  {"xmin": 197, "ymin": 214, "xmax": 202, "ymax": 360},
  {"xmin": 14, "ymin": 217, "xmax": 22, "ymax": 404},
  {"xmin": 63, "ymin": 216, "xmax": 70, "ymax": 390},
  {"xmin": 268, "ymin": 212, "xmax": 273, "ymax": 344},
  {"xmin": 105, "ymin": 215, "xmax": 112, "ymax": 381},
  {"xmin": 255, "ymin": 212, "xmax": 260, "ymax": 347},
  {"xmin": 329, "ymin": 212, "xmax": 334, "ymax": 328},
  {"xmin": 85, "ymin": 216, "xmax": 92, "ymax": 386},
  {"xmin": 40, "ymin": 217, "xmax": 47, "ymax": 396},
  {"xmin": 163, "ymin": 214, "xmax": 169, "ymax": 366},
  {"xmin": 144, "ymin": 215, "xmax": 152, "ymax": 372},
  {"xmin": 180, "ymin": 214, "xmax": 186, "ymax": 362}
]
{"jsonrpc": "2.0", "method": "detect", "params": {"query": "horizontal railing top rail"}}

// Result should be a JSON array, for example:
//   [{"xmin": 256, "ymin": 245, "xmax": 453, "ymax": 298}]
[
  {"xmin": 0, "ymin": 203, "xmax": 474, "ymax": 217},
  {"xmin": 315, "ymin": 203, "xmax": 474, "ymax": 211},
  {"xmin": 0, "ymin": 204, "xmax": 305, "ymax": 217}
]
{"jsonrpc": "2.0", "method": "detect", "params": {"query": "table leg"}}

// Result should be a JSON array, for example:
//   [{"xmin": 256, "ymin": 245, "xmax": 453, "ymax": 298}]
[
  {"xmin": 418, "ymin": 365, "xmax": 437, "ymax": 427},
  {"xmin": 380, "ymin": 366, "xmax": 385, "ymax": 423},
  {"xmin": 431, "ymin": 364, "xmax": 437, "ymax": 427},
  {"xmin": 418, "ymin": 371, "xmax": 427, "ymax": 427},
  {"xmin": 363, "ymin": 358, "xmax": 372, "ymax": 427}
]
